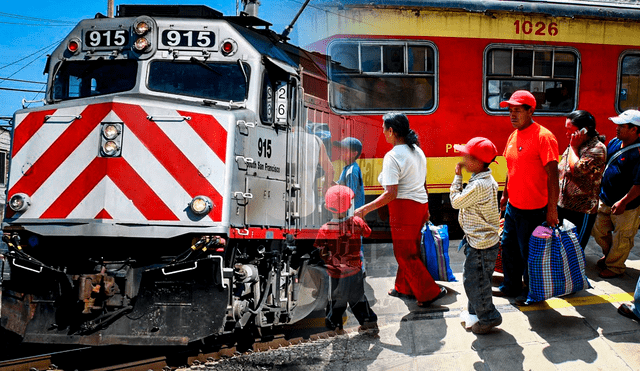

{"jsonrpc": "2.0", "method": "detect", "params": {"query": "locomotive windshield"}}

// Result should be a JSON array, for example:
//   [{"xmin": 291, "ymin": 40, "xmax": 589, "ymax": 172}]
[
  {"xmin": 148, "ymin": 61, "xmax": 250, "ymax": 102},
  {"xmin": 52, "ymin": 60, "xmax": 138, "ymax": 101}
]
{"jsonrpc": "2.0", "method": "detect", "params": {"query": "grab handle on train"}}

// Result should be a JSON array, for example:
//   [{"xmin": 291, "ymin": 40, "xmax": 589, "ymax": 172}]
[
  {"xmin": 162, "ymin": 261, "xmax": 198, "ymax": 276},
  {"xmin": 12, "ymin": 258, "xmax": 43, "ymax": 274}
]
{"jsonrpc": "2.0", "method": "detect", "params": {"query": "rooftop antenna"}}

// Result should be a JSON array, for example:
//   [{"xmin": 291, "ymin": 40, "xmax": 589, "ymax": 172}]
[
  {"xmin": 242, "ymin": 0, "xmax": 260, "ymax": 17},
  {"xmin": 282, "ymin": 0, "xmax": 311, "ymax": 40}
]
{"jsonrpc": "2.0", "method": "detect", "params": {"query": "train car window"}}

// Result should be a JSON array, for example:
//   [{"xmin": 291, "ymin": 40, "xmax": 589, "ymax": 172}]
[
  {"xmin": 485, "ymin": 45, "xmax": 579, "ymax": 114},
  {"xmin": 383, "ymin": 45, "xmax": 404, "ymax": 73},
  {"xmin": 408, "ymin": 46, "xmax": 434, "ymax": 73},
  {"xmin": 534, "ymin": 51, "xmax": 552, "ymax": 77},
  {"xmin": 148, "ymin": 61, "xmax": 250, "ymax": 102},
  {"xmin": 618, "ymin": 52, "xmax": 640, "ymax": 112},
  {"xmin": 331, "ymin": 43, "xmax": 359, "ymax": 72},
  {"xmin": 362, "ymin": 45, "xmax": 382, "ymax": 73},
  {"xmin": 53, "ymin": 60, "xmax": 137, "ymax": 101},
  {"xmin": 328, "ymin": 40, "xmax": 437, "ymax": 114}
]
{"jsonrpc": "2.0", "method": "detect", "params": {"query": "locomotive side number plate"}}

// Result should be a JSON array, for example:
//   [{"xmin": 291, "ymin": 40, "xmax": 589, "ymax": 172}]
[
  {"xmin": 160, "ymin": 30, "xmax": 216, "ymax": 48},
  {"xmin": 85, "ymin": 30, "xmax": 130, "ymax": 47}
]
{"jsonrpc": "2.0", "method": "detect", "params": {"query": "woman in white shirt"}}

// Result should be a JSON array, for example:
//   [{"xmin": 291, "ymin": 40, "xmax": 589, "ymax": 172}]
[{"xmin": 355, "ymin": 113, "xmax": 446, "ymax": 307}]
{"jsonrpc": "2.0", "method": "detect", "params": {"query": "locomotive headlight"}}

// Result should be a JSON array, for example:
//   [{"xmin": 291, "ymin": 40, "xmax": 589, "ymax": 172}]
[
  {"xmin": 102, "ymin": 141, "xmax": 119, "ymax": 156},
  {"xmin": 134, "ymin": 37, "xmax": 151, "ymax": 51},
  {"xmin": 103, "ymin": 124, "xmax": 120, "ymax": 140},
  {"xmin": 9, "ymin": 193, "xmax": 31, "ymax": 212},
  {"xmin": 134, "ymin": 21, "xmax": 151, "ymax": 35},
  {"xmin": 190, "ymin": 196, "xmax": 213, "ymax": 215}
]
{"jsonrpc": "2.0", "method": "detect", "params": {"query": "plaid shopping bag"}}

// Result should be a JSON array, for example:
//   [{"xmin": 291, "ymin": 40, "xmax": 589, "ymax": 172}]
[
  {"xmin": 527, "ymin": 219, "xmax": 591, "ymax": 302},
  {"xmin": 420, "ymin": 222, "xmax": 457, "ymax": 282}
]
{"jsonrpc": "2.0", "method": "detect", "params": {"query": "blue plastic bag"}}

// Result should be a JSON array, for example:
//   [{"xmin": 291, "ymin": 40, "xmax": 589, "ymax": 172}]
[
  {"xmin": 420, "ymin": 222, "xmax": 456, "ymax": 282},
  {"xmin": 527, "ymin": 219, "xmax": 591, "ymax": 302}
]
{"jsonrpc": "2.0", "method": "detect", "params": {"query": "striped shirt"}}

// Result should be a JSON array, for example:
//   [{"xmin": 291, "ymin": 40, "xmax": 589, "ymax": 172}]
[{"xmin": 450, "ymin": 169, "xmax": 500, "ymax": 249}]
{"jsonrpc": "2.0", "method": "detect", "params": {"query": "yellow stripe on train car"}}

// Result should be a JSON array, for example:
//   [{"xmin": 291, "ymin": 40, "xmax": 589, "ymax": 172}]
[
  {"xmin": 333, "ymin": 156, "xmax": 509, "ymax": 195},
  {"xmin": 316, "ymin": 7, "xmax": 640, "ymax": 47}
]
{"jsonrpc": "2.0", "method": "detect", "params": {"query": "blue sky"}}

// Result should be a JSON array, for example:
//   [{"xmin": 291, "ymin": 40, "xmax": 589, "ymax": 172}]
[{"xmin": 0, "ymin": 0, "xmax": 308, "ymax": 120}]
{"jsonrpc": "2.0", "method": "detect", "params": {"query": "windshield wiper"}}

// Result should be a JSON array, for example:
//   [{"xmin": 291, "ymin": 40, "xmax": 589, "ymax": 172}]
[
  {"xmin": 190, "ymin": 57, "xmax": 221, "ymax": 76},
  {"xmin": 237, "ymin": 59, "xmax": 248, "ymax": 86}
]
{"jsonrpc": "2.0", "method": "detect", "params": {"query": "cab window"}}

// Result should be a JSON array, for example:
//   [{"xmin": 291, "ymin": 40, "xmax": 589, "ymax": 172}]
[
  {"xmin": 148, "ymin": 61, "xmax": 249, "ymax": 102},
  {"xmin": 328, "ymin": 40, "xmax": 437, "ymax": 114},
  {"xmin": 485, "ymin": 45, "xmax": 579, "ymax": 114},
  {"xmin": 53, "ymin": 60, "xmax": 137, "ymax": 101},
  {"xmin": 618, "ymin": 52, "xmax": 640, "ymax": 112}
]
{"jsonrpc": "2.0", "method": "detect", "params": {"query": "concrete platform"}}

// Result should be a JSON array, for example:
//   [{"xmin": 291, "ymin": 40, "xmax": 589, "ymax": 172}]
[{"xmin": 216, "ymin": 234, "xmax": 640, "ymax": 370}]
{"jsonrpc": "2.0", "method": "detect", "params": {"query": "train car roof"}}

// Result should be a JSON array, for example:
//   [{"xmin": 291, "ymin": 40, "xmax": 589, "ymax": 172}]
[
  {"xmin": 116, "ymin": 4, "xmax": 299, "ymax": 71},
  {"xmin": 317, "ymin": 0, "xmax": 640, "ymax": 21}
]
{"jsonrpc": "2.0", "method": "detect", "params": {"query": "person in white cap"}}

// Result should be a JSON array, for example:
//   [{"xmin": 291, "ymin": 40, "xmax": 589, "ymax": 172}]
[{"xmin": 592, "ymin": 109, "xmax": 640, "ymax": 278}]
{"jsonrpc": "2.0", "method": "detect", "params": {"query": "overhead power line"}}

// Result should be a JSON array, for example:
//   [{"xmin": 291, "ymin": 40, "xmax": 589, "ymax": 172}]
[
  {"xmin": 0, "ymin": 40, "xmax": 61, "ymax": 71},
  {"xmin": 0, "ymin": 21, "xmax": 73, "ymax": 27},
  {"xmin": 0, "ymin": 12, "xmax": 76, "ymax": 25},
  {"xmin": 0, "ymin": 77, "xmax": 45, "ymax": 85},
  {"xmin": 0, "ymin": 86, "xmax": 44, "ymax": 93}
]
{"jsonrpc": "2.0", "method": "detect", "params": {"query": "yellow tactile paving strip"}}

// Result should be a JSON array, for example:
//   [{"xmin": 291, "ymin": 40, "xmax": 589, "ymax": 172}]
[{"xmin": 519, "ymin": 292, "xmax": 634, "ymax": 312}]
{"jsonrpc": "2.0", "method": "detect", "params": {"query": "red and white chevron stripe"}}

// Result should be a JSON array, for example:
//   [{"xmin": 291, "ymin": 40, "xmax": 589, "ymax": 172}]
[{"xmin": 7, "ymin": 102, "xmax": 227, "ymax": 223}]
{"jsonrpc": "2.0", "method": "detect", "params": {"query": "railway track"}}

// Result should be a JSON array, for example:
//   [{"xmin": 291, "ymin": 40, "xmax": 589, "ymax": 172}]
[{"xmin": 0, "ymin": 327, "xmax": 352, "ymax": 371}]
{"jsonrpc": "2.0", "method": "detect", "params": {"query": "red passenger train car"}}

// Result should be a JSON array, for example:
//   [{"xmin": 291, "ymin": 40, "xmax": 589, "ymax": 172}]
[{"xmin": 297, "ymin": 0, "xmax": 640, "ymax": 231}]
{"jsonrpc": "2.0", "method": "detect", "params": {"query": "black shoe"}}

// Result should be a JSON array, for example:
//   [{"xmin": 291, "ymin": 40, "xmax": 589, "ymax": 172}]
[
  {"xmin": 492, "ymin": 287, "xmax": 518, "ymax": 298},
  {"xmin": 417, "ymin": 287, "xmax": 447, "ymax": 307},
  {"xmin": 618, "ymin": 304, "xmax": 640, "ymax": 322},
  {"xmin": 596, "ymin": 257, "xmax": 606, "ymax": 271},
  {"xmin": 388, "ymin": 289, "xmax": 415, "ymax": 300},
  {"xmin": 515, "ymin": 295, "xmax": 531, "ymax": 306}
]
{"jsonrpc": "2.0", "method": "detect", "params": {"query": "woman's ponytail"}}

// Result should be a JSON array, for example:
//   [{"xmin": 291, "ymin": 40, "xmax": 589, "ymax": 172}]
[{"xmin": 406, "ymin": 129, "xmax": 420, "ymax": 149}]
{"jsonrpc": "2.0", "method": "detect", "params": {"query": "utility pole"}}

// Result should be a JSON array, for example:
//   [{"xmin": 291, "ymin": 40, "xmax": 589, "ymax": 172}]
[{"xmin": 108, "ymin": 0, "xmax": 114, "ymax": 18}]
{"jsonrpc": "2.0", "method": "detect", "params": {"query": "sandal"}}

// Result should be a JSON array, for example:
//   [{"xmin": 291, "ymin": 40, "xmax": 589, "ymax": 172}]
[
  {"xmin": 417, "ymin": 287, "xmax": 448, "ymax": 307},
  {"xmin": 618, "ymin": 304, "xmax": 640, "ymax": 322},
  {"xmin": 388, "ymin": 289, "xmax": 415, "ymax": 299}
]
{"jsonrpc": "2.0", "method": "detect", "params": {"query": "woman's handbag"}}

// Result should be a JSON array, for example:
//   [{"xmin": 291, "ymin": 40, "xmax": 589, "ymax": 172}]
[
  {"xmin": 420, "ymin": 222, "xmax": 456, "ymax": 282},
  {"xmin": 527, "ymin": 219, "xmax": 591, "ymax": 302}
]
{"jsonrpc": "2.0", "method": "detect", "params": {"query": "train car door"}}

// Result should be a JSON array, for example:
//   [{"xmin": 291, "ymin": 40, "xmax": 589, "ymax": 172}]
[{"xmin": 239, "ymin": 59, "xmax": 297, "ymax": 229}]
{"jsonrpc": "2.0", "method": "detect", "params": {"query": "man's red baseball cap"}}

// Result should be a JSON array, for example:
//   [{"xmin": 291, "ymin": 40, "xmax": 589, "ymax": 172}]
[
  {"xmin": 499, "ymin": 90, "xmax": 536, "ymax": 109},
  {"xmin": 454, "ymin": 137, "xmax": 499, "ymax": 164},
  {"xmin": 325, "ymin": 185, "xmax": 354, "ymax": 214}
]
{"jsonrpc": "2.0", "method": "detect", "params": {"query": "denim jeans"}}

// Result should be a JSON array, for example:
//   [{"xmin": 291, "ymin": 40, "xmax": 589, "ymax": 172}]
[
  {"xmin": 631, "ymin": 276, "xmax": 640, "ymax": 319},
  {"xmin": 558, "ymin": 206, "xmax": 597, "ymax": 250},
  {"xmin": 463, "ymin": 239, "xmax": 502, "ymax": 325},
  {"xmin": 500, "ymin": 202, "xmax": 547, "ymax": 296}
]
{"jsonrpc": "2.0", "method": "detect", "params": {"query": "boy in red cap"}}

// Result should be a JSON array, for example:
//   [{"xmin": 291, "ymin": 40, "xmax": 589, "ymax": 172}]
[
  {"xmin": 314, "ymin": 185, "xmax": 378, "ymax": 334},
  {"xmin": 450, "ymin": 137, "xmax": 502, "ymax": 334}
]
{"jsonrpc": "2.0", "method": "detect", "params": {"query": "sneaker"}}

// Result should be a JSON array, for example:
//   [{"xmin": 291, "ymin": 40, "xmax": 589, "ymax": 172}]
[
  {"xmin": 471, "ymin": 317, "xmax": 502, "ymax": 335},
  {"xmin": 358, "ymin": 321, "xmax": 379, "ymax": 336}
]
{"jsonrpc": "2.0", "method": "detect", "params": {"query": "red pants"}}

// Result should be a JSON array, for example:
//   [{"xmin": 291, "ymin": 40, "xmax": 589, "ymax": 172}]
[{"xmin": 388, "ymin": 199, "xmax": 441, "ymax": 302}]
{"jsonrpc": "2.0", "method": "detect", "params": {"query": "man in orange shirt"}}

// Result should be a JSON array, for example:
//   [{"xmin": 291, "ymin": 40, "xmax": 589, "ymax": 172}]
[{"xmin": 494, "ymin": 90, "xmax": 560, "ymax": 306}]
